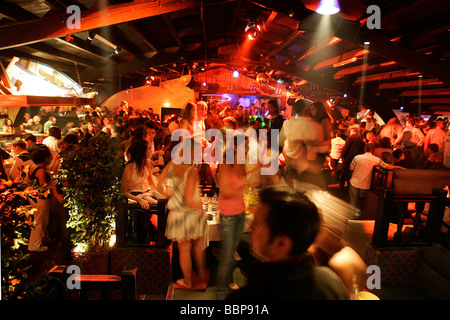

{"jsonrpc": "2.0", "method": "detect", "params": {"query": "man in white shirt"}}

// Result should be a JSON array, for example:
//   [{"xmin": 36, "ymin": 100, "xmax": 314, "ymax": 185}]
[
  {"xmin": 349, "ymin": 143, "xmax": 403, "ymax": 215},
  {"xmin": 42, "ymin": 126, "xmax": 61, "ymax": 172}
]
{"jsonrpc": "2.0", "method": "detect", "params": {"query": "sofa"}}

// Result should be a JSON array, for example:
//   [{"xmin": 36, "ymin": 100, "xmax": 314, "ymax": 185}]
[{"xmin": 369, "ymin": 244, "xmax": 450, "ymax": 300}]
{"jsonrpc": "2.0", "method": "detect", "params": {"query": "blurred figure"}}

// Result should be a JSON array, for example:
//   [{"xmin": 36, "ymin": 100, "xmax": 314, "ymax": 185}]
[
  {"xmin": 279, "ymin": 99, "xmax": 326, "ymax": 189},
  {"xmin": 226, "ymin": 184, "xmax": 348, "ymax": 300},
  {"xmin": 380, "ymin": 117, "xmax": 403, "ymax": 146},
  {"xmin": 310, "ymin": 101, "xmax": 332, "ymax": 167}
]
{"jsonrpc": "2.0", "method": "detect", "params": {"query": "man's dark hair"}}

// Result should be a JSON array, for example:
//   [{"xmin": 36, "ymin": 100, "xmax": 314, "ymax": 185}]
[
  {"xmin": 268, "ymin": 99, "xmax": 279, "ymax": 113},
  {"xmin": 292, "ymin": 99, "xmax": 310, "ymax": 116},
  {"xmin": 258, "ymin": 185, "xmax": 321, "ymax": 257},
  {"xmin": 48, "ymin": 126, "xmax": 62, "ymax": 139},
  {"xmin": 31, "ymin": 146, "xmax": 51, "ymax": 164},
  {"xmin": 364, "ymin": 143, "xmax": 375, "ymax": 153},
  {"xmin": 62, "ymin": 133, "xmax": 79, "ymax": 145},
  {"xmin": 24, "ymin": 134, "xmax": 37, "ymax": 143},
  {"xmin": 12, "ymin": 139, "xmax": 27, "ymax": 150}
]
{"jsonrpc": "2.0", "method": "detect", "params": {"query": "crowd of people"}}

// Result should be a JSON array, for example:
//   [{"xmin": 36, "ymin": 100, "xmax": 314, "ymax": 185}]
[{"xmin": 1, "ymin": 97, "xmax": 449, "ymax": 300}]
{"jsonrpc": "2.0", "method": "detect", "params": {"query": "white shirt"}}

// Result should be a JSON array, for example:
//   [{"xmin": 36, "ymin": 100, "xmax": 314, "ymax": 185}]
[
  {"xmin": 279, "ymin": 116, "xmax": 323, "ymax": 160},
  {"xmin": 330, "ymin": 137, "xmax": 346, "ymax": 160},
  {"xmin": 350, "ymin": 152, "xmax": 390, "ymax": 190},
  {"xmin": 43, "ymin": 136, "xmax": 60, "ymax": 170}
]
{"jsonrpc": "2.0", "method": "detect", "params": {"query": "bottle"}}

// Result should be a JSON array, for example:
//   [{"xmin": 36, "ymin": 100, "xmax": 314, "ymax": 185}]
[
  {"xmin": 208, "ymin": 196, "xmax": 212, "ymax": 212},
  {"xmin": 211, "ymin": 193, "xmax": 218, "ymax": 213},
  {"xmin": 202, "ymin": 194, "xmax": 208, "ymax": 212}
]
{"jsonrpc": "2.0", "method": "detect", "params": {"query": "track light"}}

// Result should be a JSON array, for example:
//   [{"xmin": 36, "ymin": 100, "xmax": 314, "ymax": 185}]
[
  {"xmin": 87, "ymin": 31, "xmax": 96, "ymax": 41},
  {"xmin": 316, "ymin": 0, "xmax": 341, "ymax": 15},
  {"xmin": 114, "ymin": 46, "xmax": 121, "ymax": 55},
  {"xmin": 245, "ymin": 20, "xmax": 262, "ymax": 40}
]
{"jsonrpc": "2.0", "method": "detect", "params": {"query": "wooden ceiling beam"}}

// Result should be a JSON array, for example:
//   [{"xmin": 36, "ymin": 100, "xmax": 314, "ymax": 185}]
[
  {"xmin": 0, "ymin": 0, "xmax": 200, "ymax": 50},
  {"xmin": 163, "ymin": 15, "xmax": 186, "ymax": 51},
  {"xmin": 79, "ymin": 47, "xmax": 207, "ymax": 81},
  {"xmin": 334, "ymin": 61, "xmax": 397, "ymax": 79},
  {"xmin": 0, "ymin": 1, "xmax": 37, "ymax": 21},
  {"xmin": 353, "ymin": 69, "xmax": 421, "ymax": 84},
  {"xmin": 268, "ymin": 57, "xmax": 397, "ymax": 121},
  {"xmin": 200, "ymin": 0, "xmax": 207, "ymax": 44},
  {"xmin": 128, "ymin": 22, "xmax": 159, "ymax": 53},
  {"xmin": 26, "ymin": 42, "xmax": 96, "ymax": 68},
  {"xmin": 409, "ymin": 98, "xmax": 450, "ymax": 104},
  {"xmin": 378, "ymin": 79, "xmax": 444, "ymax": 89},
  {"xmin": 400, "ymin": 88, "xmax": 450, "ymax": 97},
  {"xmin": 334, "ymin": 20, "xmax": 450, "ymax": 85}
]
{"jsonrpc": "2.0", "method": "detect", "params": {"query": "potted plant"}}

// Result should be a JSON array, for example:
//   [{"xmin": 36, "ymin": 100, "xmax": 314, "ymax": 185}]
[
  {"xmin": 55, "ymin": 133, "xmax": 123, "ymax": 274},
  {"xmin": 0, "ymin": 178, "xmax": 51, "ymax": 299}
]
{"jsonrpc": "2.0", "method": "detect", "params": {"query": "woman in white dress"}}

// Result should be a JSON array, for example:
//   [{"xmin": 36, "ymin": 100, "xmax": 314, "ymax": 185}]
[{"xmin": 157, "ymin": 138, "xmax": 207, "ymax": 289}]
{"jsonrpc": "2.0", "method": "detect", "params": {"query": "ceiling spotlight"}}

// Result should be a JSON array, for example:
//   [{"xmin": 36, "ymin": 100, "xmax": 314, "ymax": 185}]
[
  {"xmin": 316, "ymin": 0, "xmax": 341, "ymax": 15},
  {"xmin": 114, "ymin": 46, "xmax": 121, "ymax": 55},
  {"xmin": 232, "ymin": 69, "xmax": 239, "ymax": 78},
  {"xmin": 245, "ymin": 20, "xmax": 262, "ymax": 40},
  {"xmin": 87, "ymin": 31, "xmax": 96, "ymax": 41}
]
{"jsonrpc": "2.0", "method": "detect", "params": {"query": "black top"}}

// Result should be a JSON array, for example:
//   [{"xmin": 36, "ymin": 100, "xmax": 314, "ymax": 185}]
[
  {"xmin": 29, "ymin": 166, "xmax": 50, "ymax": 185},
  {"xmin": 226, "ymin": 255, "xmax": 348, "ymax": 300}
]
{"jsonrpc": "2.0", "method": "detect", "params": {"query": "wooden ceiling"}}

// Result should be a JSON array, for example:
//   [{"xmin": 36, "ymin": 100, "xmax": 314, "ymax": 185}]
[{"xmin": 0, "ymin": 0, "xmax": 449, "ymax": 120}]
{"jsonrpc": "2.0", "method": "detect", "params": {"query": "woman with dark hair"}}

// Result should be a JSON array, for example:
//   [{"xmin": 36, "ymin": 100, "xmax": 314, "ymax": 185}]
[
  {"xmin": 121, "ymin": 139, "xmax": 158, "ymax": 243},
  {"xmin": 180, "ymin": 102, "xmax": 197, "ymax": 136},
  {"xmin": 27, "ymin": 146, "xmax": 53, "ymax": 252},
  {"xmin": 310, "ymin": 101, "xmax": 332, "ymax": 172},
  {"xmin": 121, "ymin": 139, "xmax": 158, "ymax": 209},
  {"xmin": 118, "ymin": 125, "xmax": 148, "ymax": 160}
]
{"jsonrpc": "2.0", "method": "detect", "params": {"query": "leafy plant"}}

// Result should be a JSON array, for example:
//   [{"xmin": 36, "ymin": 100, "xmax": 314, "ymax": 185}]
[
  {"xmin": 55, "ymin": 134, "xmax": 123, "ymax": 252},
  {"xmin": 0, "ymin": 179, "xmax": 49, "ymax": 299}
]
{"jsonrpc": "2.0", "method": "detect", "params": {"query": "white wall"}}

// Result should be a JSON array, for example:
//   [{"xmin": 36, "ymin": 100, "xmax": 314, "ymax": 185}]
[{"xmin": 100, "ymin": 78, "xmax": 195, "ymax": 114}]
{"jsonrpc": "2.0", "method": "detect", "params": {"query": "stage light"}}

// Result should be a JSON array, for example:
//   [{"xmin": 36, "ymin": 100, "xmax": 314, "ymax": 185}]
[
  {"xmin": 232, "ymin": 69, "xmax": 239, "ymax": 77},
  {"xmin": 245, "ymin": 21, "xmax": 261, "ymax": 40},
  {"xmin": 316, "ymin": 0, "xmax": 341, "ymax": 15}
]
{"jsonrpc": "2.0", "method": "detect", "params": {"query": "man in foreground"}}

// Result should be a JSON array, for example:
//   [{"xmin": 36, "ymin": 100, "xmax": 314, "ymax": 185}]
[{"xmin": 226, "ymin": 184, "xmax": 348, "ymax": 300}]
